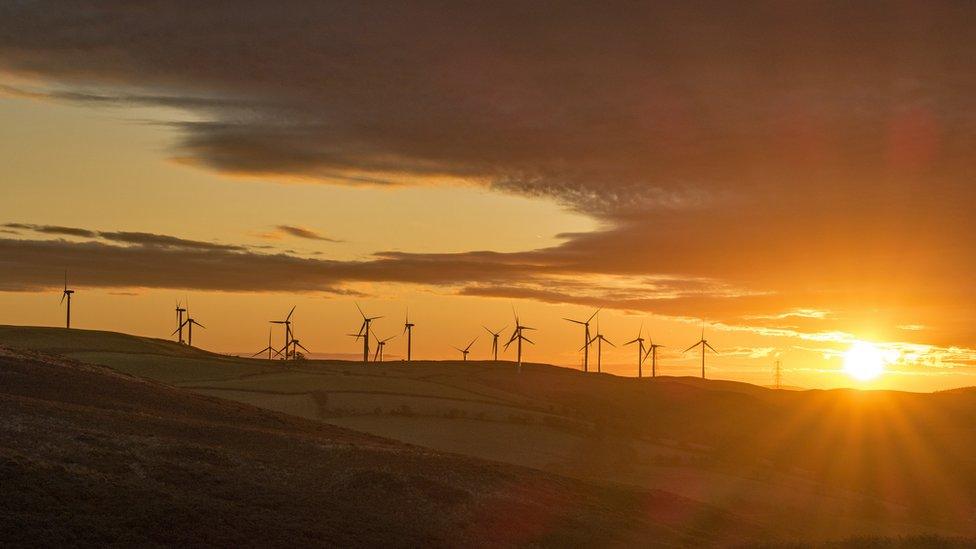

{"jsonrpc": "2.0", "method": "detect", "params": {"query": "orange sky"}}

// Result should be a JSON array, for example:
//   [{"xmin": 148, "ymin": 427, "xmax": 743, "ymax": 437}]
[{"xmin": 0, "ymin": 2, "xmax": 974, "ymax": 391}]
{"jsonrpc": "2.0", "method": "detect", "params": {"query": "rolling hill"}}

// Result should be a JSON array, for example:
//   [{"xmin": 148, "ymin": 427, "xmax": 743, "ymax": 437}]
[
  {"xmin": 2, "ymin": 325, "xmax": 975, "ymax": 545},
  {"xmin": 0, "ymin": 344, "xmax": 752, "ymax": 547}
]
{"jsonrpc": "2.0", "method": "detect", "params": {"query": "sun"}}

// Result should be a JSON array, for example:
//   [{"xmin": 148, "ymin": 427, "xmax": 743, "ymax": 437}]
[{"xmin": 843, "ymin": 341, "xmax": 887, "ymax": 381}]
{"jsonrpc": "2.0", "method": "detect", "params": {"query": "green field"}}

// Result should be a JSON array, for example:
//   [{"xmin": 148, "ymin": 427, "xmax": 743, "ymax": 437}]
[{"xmin": 3, "ymin": 325, "xmax": 975, "ymax": 544}]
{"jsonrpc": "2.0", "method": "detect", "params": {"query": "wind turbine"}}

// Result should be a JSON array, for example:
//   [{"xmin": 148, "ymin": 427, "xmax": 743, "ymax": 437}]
[
  {"xmin": 453, "ymin": 336, "xmax": 478, "ymax": 361},
  {"xmin": 683, "ymin": 324, "xmax": 717, "ymax": 379},
  {"xmin": 583, "ymin": 321, "xmax": 614, "ymax": 373},
  {"xmin": 624, "ymin": 323, "xmax": 649, "ymax": 378},
  {"xmin": 644, "ymin": 341, "xmax": 664, "ymax": 378},
  {"xmin": 353, "ymin": 304, "xmax": 383, "ymax": 365},
  {"xmin": 270, "ymin": 306, "xmax": 296, "ymax": 359},
  {"xmin": 504, "ymin": 309, "xmax": 534, "ymax": 373},
  {"xmin": 174, "ymin": 300, "xmax": 187, "ymax": 343},
  {"xmin": 174, "ymin": 316, "xmax": 205, "ymax": 347},
  {"xmin": 403, "ymin": 310, "xmax": 415, "ymax": 362},
  {"xmin": 60, "ymin": 269, "xmax": 74, "ymax": 329},
  {"xmin": 564, "ymin": 309, "xmax": 600, "ymax": 372},
  {"xmin": 289, "ymin": 337, "xmax": 310, "ymax": 360},
  {"xmin": 373, "ymin": 331, "xmax": 395, "ymax": 362},
  {"xmin": 483, "ymin": 325, "xmax": 505, "ymax": 361},
  {"xmin": 252, "ymin": 327, "xmax": 278, "ymax": 360}
]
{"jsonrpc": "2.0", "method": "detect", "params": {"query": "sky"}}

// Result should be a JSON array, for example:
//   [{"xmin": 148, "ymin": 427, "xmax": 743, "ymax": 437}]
[{"xmin": 0, "ymin": 1, "xmax": 974, "ymax": 391}]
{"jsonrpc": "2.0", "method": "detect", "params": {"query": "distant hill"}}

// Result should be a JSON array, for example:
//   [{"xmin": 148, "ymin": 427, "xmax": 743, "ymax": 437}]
[{"xmin": 0, "ymin": 345, "xmax": 752, "ymax": 547}]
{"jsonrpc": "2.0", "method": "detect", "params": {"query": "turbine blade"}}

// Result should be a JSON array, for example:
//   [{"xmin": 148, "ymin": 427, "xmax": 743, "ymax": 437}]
[
  {"xmin": 683, "ymin": 341, "xmax": 701, "ymax": 353},
  {"xmin": 297, "ymin": 343, "xmax": 310, "ymax": 352},
  {"xmin": 195, "ymin": 321, "xmax": 206, "ymax": 329},
  {"xmin": 356, "ymin": 302, "xmax": 366, "ymax": 319},
  {"xmin": 563, "ymin": 318, "xmax": 584, "ymax": 325},
  {"xmin": 604, "ymin": 337, "xmax": 616, "ymax": 348},
  {"xmin": 624, "ymin": 338, "xmax": 639, "ymax": 346},
  {"xmin": 705, "ymin": 342, "xmax": 718, "ymax": 354},
  {"xmin": 587, "ymin": 308, "xmax": 601, "ymax": 323},
  {"xmin": 521, "ymin": 335, "xmax": 534, "ymax": 345},
  {"xmin": 286, "ymin": 305, "xmax": 296, "ymax": 321}
]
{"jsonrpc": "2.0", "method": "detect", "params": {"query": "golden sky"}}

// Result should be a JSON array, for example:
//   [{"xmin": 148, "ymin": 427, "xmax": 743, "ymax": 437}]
[{"xmin": 0, "ymin": 2, "xmax": 974, "ymax": 390}]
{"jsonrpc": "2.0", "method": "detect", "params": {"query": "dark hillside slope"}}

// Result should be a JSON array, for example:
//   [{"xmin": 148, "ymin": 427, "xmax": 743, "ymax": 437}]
[{"xmin": 0, "ymin": 347, "xmax": 752, "ymax": 547}]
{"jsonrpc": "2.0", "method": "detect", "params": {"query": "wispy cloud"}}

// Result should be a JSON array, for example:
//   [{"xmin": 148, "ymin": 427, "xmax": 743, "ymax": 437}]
[{"xmin": 258, "ymin": 225, "xmax": 343, "ymax": 243}]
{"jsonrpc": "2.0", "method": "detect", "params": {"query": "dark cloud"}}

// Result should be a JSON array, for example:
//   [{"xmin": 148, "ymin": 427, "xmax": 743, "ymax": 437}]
[
  {"xmin": 0, "ymin": 2, "xmax": 973, "ymax": 344},
  {"xmin": 274, "ymin": 225, "xmax": 342, "ymax": 242}
]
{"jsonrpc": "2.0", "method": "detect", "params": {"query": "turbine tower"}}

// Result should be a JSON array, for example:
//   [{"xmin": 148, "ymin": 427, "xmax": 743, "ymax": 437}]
[
  {"xmin": 60, "ymin": 269, "xmax": 74, "ymax": 329},
  {"xmin": 175, "ymin": 300, "xmax": 187, "ymax": 343},
  {"xmin": 683, "ymin": 325, "xmax": 717, "ymax": 379},
  {"xmin": 774, "ymin": 359, "xmax": 782, "ymax": 390},
  {"xmin": 583, "ymin": 322, "xmax": 614, "ymax": 373},
  {"xmin": 645, "ymin": 341, "xmax": 664, "ymax": 377},
  {"xmin": 483, "ymin": 325, "xmax": 505, "ymax": 361},
  {"xmin": 453, "ymin": 336, "xmax": 478, "ymax": 361},
  {"xmin": 373, "ymin": 331, "xmax": 395, "ymax": 362},
  {"xmin": 504, "ymin": 309, "xmax": 534, "ymax": 373},
  {"xmin": 624, "ymin": 323, "xmax": 649, "ymax": 378},
  {"xmin": 564, "ymin": 309, "xmax": 599, "ymax": 372},
  {"xmin": 403, "ymin": 310, "xmax": 415, "ymax": 362},
  {"xmin": 270, "ymin": 306, "xmax": 296, "ymax": 359},
  {"xmin": 353, "ymin": 304, "xmax": 383, "ymax": 365}
]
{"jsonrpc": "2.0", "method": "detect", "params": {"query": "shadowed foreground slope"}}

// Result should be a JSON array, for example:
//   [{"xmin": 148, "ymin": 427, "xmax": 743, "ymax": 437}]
[{"xmin": 0, "ymin": 346, "xmax": 750, "ymax": 547}]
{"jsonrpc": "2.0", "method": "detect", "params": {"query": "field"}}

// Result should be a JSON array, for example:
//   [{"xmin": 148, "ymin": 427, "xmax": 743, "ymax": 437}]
[{"xmin": 2, "ymin": 325, "xmax": 975, "ymax": 546}]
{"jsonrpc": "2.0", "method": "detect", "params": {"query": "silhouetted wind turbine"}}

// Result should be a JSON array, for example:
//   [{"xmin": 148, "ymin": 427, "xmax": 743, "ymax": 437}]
[
  {"xmin": 174, "ymin": 316, "xmax": 205, "ymax": 347},
  {"xmin": 564, "ymin": 308, "xmax": 599, "ymax": 372},
  {"xmin": 483, "ymin": 325, "xmax": 505, "ymax": 361},
  {"xmin": 645, "ymin": 341, "xmax": 664, "ymax": 378},
  {"xmin": 403, "ymin": 309, "xmax": 415, "ymax": 362},
  {"xmin": 624, "ymin": 323, "xmax": 649, "ymax": 378},
  {"xmin": 583, "ymin": 321, "xmax": 614, "ymax": 373},
  {"xmin": 683, "ymin": 324, "xmax": 717, "ymax": 379},
  {"xmin": 174, "ymin": 300, "xmax": 187, "ymax": 343},
  {"xmin": 252, "ymin": 327, "xmax": 278, "ymax": 360},
  {"xmin": 353, "ymin": 304, "xmax": 383, "ymax": 365},
  {"xmin": 373, "ymin": 331, "xmax": 395, "ymax": 362},
  {"xmin": 504, "ymin": 309, "xmax": 534, "ymax": 373},
  {"xmin": 60, "ymin": 269, "xmax": 74, "ymax": 329},
  {"xmin": 453, "ymin": 335, "xmax": 478, "ymax": 361},
  {"xmin": 270, "ymin": 306, "xmax": 296, "ymax": 359},
  {"xmin": 289, "ymin": 337, "xmax": 310, "ymax": 359}
]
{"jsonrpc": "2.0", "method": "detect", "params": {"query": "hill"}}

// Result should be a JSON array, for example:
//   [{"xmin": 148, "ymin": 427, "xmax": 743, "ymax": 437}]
[
  {"xmin": 0, "ymin": 344, "xmax": 754, "ymax": 547},
  {"xmin": 3, "ymin": 325, "xmax": 976, "ymax": 544}
]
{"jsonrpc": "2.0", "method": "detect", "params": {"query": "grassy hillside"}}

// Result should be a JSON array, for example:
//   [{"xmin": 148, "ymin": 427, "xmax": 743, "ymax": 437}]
[
  {"xmin": 0, "ymin": 345, "xmax": 756, "ymax": 547},
  {"xmin": 3, "ymin": 325, "xmax": 975, "ymax": 544}
]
